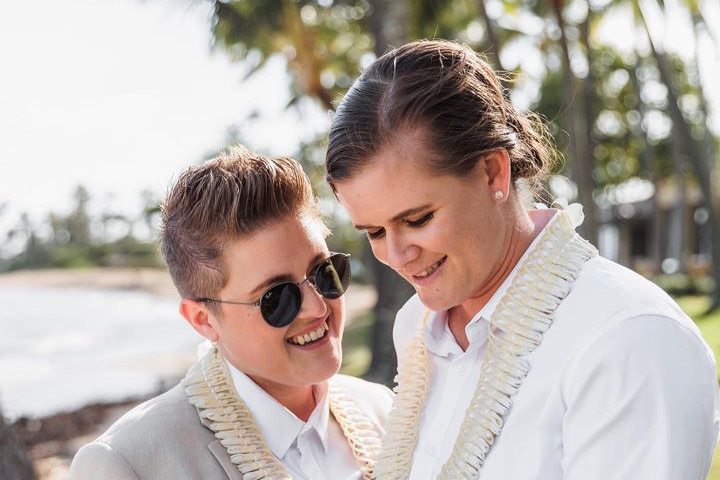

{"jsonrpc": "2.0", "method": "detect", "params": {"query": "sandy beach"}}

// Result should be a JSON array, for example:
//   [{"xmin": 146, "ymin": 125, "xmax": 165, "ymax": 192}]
[
  {"xmin": 2, "ymin": 267, "xmax": 377, "ymax": 480},
  {"xmin": 0, "ymin": 267, "xmax": 179, "ymax": 298}
]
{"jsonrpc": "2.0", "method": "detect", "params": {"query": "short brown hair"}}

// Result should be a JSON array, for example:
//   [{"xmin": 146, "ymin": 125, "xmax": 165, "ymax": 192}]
[
  {"xmin": 326, "ymin": 39, "xmax": 557, "ymax": 193},
  {"xmin": 160, "ymin": 145, "xmax": 322, "ymax": 300}
]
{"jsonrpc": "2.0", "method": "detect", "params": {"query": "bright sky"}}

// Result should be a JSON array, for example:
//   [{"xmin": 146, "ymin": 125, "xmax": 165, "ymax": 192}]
[
  {"xmin": 1, "ymin": 0, "xmax": 717, "ymax": 234},
  {"xmin": 0, "ymin": 0, "xmax": 329, "ymax": 227}
]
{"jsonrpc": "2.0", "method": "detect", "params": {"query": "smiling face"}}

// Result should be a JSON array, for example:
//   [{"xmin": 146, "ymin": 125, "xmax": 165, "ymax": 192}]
[
  {"xmin": 182, "ymin": 213, "xmax": 344, "ymax": 395},
  {"xmin": 334, "ymin": 129, "xmax": 529, "ymax": 313}
]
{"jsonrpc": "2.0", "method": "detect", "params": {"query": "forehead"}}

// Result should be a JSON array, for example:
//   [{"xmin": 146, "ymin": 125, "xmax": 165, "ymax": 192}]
[
  {"xmin": 334, "ymin": 139, "xmax": 448, "ymax": 225},
  {"xmin": 221, "ymin": 215, "xmax": 328, "ymax": 286}
]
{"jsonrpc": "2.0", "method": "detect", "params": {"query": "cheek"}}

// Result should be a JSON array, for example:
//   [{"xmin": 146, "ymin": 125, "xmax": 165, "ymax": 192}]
[
  {"xmin": 327, "ymin": 299, "xmax": 345, "ymax": 335},
  {"xmin": 331, "ymin": 298, "xmax": 345, "ymax": 323},
  {"xmin": 222, "ymin": 313, "xmax": 273, "ymax": 346},
  {"xmin": 368, "ymin": 239, "xmax": 389, "ymax": 265}
]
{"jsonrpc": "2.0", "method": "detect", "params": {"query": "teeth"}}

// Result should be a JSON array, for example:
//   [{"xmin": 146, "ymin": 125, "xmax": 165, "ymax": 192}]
[
  {"xmin": 288, "ymin": 321, "xmax": 329, "ymax": 346},
  {"xmin": 417, "ymin": 259, "xmax": 443, "ymax": 278}
]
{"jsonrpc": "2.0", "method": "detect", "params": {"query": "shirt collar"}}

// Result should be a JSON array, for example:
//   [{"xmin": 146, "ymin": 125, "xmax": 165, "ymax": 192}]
[
  {"xmin": 423, "ymin": 209, "xmax": 558, "ymax": 357},
  {"xmin": 424, "ymin": 309, "xmax": 490, "ymax": 357},
  {"xmin": 225, "ymin": 360, "xmax": 330, "ymax": 458},
  {"xmin": 305, "ymin": 382, "xmax": 331, "ymax": 453}
]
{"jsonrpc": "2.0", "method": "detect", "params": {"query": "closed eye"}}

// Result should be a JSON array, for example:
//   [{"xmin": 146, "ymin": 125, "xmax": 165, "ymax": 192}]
[
  {"xmin": 366, "ymin": 227, "xmax": 385, "ymax": 240},
  {"xmin": 405, "ymin": 212, "xmax": 434, "ymax": 228}
]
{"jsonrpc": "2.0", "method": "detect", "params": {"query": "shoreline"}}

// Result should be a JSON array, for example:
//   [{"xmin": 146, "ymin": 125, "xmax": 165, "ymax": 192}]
[{"xmin": 0, "ymin": 267, "xmax": 179, "ymax": 298}]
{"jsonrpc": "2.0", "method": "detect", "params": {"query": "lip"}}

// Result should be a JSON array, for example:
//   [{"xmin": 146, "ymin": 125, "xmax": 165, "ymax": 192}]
[
  {"xmin": 287, "ymin": 317, "xmax": 328, "ymax": 339},
  {"xmin": 286, "ymin": 315, "xmax": 333, "ymax": 349},
  {"xmin": 290, "ymin": 330, "xmax": 331, "ymax": 350},
  {"xmin": 410, "ymin": 256, "xmax": 447, "ymax": 286}
]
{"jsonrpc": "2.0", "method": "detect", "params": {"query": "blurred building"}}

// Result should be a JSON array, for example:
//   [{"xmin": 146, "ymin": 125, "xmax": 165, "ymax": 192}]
[{"xmin": 596, "ymin": 178, "xmax": 713, "ymax": 278}]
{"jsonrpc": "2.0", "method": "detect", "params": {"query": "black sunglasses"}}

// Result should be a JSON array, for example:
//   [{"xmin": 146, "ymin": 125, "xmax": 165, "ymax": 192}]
[{"xmin": 195, "ymin": 253, "xmax": 351, "ymax": 328}]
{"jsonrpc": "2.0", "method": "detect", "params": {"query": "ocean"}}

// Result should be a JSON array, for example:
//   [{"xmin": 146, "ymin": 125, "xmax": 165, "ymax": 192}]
[{"xmin": 0, "ymin": 286, "xmax": 200, "ymax": 419}]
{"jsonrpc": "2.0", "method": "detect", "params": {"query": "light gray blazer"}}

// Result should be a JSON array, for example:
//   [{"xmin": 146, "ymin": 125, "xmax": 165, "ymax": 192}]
[{"xmin": 68, "ymin": 375, "xmax": 393, "ymax": 480}]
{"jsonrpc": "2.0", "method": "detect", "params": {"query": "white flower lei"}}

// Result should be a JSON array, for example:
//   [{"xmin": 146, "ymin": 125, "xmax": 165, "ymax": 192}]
[
  {"xmin": 184, "ymin": 347, "xmax": 382, "ymax": 480},
  {"xmin": 374, "ymin": 208, "xmax": 598, "ymax": 480}
]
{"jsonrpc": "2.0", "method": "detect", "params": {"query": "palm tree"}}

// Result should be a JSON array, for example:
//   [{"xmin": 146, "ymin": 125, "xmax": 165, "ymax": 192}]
[
  {"xmin": 548, "ymin": 0, "xmax": 598, "ymax": 245},
  {"xmin": 637, "ymin": 0, "xmax": 720, "ymax": 310}
]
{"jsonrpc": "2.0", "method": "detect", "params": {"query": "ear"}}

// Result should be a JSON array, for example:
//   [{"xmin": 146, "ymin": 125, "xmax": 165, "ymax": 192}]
[
  {"xmin": 481, "ymin": 149, "xmax": 511, "ymax": 200},
  {"xmin": 179, "ymin": 299, "xmax": 219, "ymax": 342}
]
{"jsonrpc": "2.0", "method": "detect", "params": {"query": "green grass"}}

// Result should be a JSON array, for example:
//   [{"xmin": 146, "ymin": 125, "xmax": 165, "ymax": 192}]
[
  {"xmin": 339, "ymin": 310, "xmax": 373, "ymax": 378},
  {"xmin": 676, "ymin": 296, "xmax": 720, "ymax": 479}
]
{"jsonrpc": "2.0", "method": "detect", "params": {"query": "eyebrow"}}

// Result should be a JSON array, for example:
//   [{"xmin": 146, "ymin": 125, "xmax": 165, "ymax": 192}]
[
  {"xmin": 247, "ymin": 251, "xmax": 327, "ymax": 298},
  {"xmin": 354, "ymin": 204, "xmax": 433, "ymax": 231}
]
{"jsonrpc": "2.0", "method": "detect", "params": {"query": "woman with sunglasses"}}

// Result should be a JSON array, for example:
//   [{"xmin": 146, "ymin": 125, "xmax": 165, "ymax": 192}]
[
  {"xmin": 325, "ymin": 39, "xmax": 719, "ymax": 480},
  {"xmin": 69, "ymin": 145, "xmax": 392, "ymax": 480}
]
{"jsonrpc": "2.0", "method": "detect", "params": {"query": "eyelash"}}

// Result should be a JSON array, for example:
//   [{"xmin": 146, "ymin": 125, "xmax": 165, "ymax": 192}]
[
  {"xmin": 367, "ymin": 228, "xmax": 385, "ymax": 240},
  {"xmin": 406, "ymin": 212, "xmax": 434, "ymax": 228},
  {"xmin": 365, "ymin": 212, "xmax": 434, "ymax": 240}
]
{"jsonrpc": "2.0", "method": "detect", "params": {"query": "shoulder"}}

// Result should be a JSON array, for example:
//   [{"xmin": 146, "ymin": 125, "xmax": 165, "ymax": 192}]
[
  {"xmin": 559, "ymin": 307, "xmax": 717, "ymax": 425},
  {"xmin": 70, "ymin": 381, "xmax": 225, "ymax": 479},
  {"xmin": 557, "ymin": 256, "xmax": 701, "ymax": 340},
  {"xmin": 570, "ymin": 256, "xmax": 688, "ymax": 319},
  {"xmin": 103, "ymin": 383, "xmax": 196, "ymax": 438},
  {"xmin": 331, "ymin": 374, "xmax": 394, "ymax": 426},
  {"xmin": 98, "ymin": 383, "xmax": 196, "ymax": 443},
  {"xmin": 70, "ymin": 440, "xmax": 140, "ymax": 480},
  {"xmin": 70, "ymin": 384, "xmax": 198, "ymax": 480},
  {"xmin": 547, "ymin": 256, "xmax": 716, "ymax": 399},
  {"xmin": 559, "ymin": 313, "xmax": 719, "ymax": 467}
]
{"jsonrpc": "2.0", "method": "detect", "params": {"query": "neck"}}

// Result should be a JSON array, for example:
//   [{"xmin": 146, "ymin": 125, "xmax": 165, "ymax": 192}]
[
  {"xmin": 249, "ymin": 377, "xmax": 322, "ymax": 422},
  {"xmin": 448, "ymin": 208, "xmax": 555, "ymax": 349}
]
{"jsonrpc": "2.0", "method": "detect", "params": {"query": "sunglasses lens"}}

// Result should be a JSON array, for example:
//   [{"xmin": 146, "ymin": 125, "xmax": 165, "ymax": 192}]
[
  {"xmin": 315, "ymin": 254, "xmax": 351, "ymax": 299},
  {"xmin": 260, "ymin": 283, "xmax": 301, "ymax": 327}
]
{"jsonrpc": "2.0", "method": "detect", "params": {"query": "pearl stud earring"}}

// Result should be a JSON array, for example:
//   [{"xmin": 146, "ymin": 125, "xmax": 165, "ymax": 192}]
[{"xmin": 494, "ymin": 190, "xmax": 504, "ymax": 200}]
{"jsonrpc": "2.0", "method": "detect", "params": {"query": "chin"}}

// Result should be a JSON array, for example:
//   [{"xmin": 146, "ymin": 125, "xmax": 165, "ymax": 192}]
[
  {"xmin": 417, "ymin": 292, "xmax": 451, "ymax": 312},
  {"xmin": 325, "ymin": 353, "xmax": 342, "ymax": 377},
  {"xmin": 301, "ymin": 362, "xmax": 340, "ymax": 386}
]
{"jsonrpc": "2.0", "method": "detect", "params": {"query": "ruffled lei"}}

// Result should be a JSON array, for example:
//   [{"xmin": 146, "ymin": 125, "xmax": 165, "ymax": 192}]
[
  {"xmin": 183, "ymin": 347, "xmax": 381, "ymax": 480},
  {"xmin": 374, "ymin": 206, "xmax": 598, "ymax": 480}
]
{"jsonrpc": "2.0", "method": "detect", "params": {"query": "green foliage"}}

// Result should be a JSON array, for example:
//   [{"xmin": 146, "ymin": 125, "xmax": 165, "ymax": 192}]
[
  {"xmin": 684, "ymin": 295, "xmax": 720, "ymax": 477},
  {"xmin": 339, "ymin": 309, "xmax": 373, "ymax": 377},
  {"xmin": 210, "ymin": 0, "xmax": 373, "ymax": 109},
  {"xmin": 206, "ymin": 0, "xmax": 718, "ymax": 199},
  {"xmin": 1, "ymin": 185, "xmax": 163, "ymax": 272}
]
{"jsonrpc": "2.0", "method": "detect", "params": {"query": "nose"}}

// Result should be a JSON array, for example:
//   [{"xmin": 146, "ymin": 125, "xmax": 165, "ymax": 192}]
[
  {"xmin": 296, "ymin": 277, "xmax": 328, "ymax": 319},
  {"xmin": 383, "ymin": 231, "xmax": 419, "ymax": 271}
]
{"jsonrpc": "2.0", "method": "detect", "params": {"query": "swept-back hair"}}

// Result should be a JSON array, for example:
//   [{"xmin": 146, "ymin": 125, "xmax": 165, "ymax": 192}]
[{"xmin": 326, "ymin": 39, "xmax": 557, "ymax": 192}]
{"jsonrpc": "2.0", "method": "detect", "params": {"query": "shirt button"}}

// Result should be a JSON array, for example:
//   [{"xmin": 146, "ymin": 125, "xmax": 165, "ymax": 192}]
[
  {"xmin": 426, "ymin": 444, "xmax": 438, "ymax": 456},
  {"xmin": 456, "ymin": 365, "xmax": 467, "ymax": 376}
]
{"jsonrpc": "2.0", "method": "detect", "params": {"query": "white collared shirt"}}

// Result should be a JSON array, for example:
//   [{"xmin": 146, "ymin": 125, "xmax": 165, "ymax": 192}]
[
  {"xmin": 226, "ymin": 364, "xmax": 361, "ymax": 480},
  {"xmin": 393, "ymin": 222, "xmax": 719, "ymax": 479}
]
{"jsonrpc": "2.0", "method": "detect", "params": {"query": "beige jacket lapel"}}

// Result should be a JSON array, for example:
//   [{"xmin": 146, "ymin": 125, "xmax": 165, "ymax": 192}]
[{"xmin": 197, "ymin": 407, "xmax": 244, "ymax": 480}]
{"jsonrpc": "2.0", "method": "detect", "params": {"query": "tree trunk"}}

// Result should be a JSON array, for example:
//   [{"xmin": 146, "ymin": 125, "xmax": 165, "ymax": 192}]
[
  {"xmin": 629, "ymin": 58, "xmax": 662, "ymax": 273},
  {"xmin": 0, "ymin": 405, "xmax": 35, "ymax": 480},
  {"xmin": 579, "ymin": 11, "xmax": 598, "ymax": 167},
  {"xmin": 367, "ymin": 0, "xmax": 408, "ymax": 56},
  {"xmin": 549, "ymin": 0, "xmax": 598, "ymax": 245},
  {"xmin": 691, "ymin": 10, "xmax": 720, "ymax": 309},
  {"xmin": 477, "ymin": 0, "xmax": 506, "ymax": 72}
]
